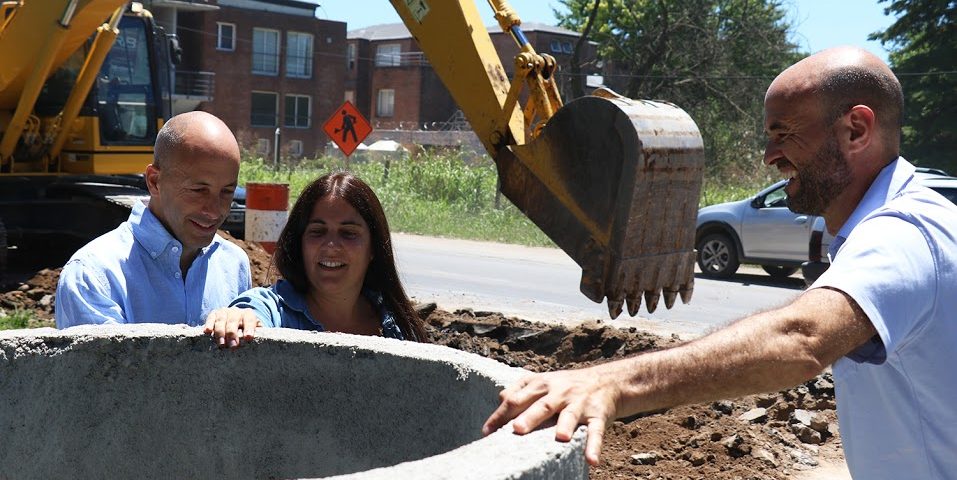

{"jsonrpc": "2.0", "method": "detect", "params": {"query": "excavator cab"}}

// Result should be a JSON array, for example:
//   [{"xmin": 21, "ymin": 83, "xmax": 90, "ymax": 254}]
[
  {"xmin": 392, "ymin": 0, "xmax": 704, "ymax": 318},
  {"xmin": 0, "ymin": 2, "xmax": 172, "ymax": 273}
]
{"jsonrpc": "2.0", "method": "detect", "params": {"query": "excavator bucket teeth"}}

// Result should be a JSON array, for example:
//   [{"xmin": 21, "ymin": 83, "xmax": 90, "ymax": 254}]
[{"xmin": 493, "ymin": 89, "xmax": 704, "ymax": 318}]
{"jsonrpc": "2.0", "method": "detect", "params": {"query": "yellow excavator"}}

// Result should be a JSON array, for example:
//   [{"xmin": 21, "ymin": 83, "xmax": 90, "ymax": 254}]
[
  {"xmin": 391, "ymin": 0, "xmax": 705, "ymax": 317},
  {"xmin": 0, "ymin": 0, "xmax": 703, "ymax": 318},
  {"xmin": 0, "ymin": 0, "xmax": 172, "ymax": 273}
]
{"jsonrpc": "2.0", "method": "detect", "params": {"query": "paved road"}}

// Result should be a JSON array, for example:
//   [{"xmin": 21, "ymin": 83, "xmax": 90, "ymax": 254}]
[{"xmin": 393, "ymin": 233, "xmax": 807, "ymax": 339}]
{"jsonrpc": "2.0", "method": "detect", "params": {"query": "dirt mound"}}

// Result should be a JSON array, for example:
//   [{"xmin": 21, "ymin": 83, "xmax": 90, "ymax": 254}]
[
  {"xmin": 425, "ymin": 308, "xmax": 675, "ymax": 371},
  {"xmin": 424, "ymin": 307, "xmax": 844, "ymax": 480},
  {"xmin": 217, "ymin": 231, "xmax": 278, "ymax": 287},
  {"xmin": 0, "ymin": 268, "xmax": 60, "ymax": 326}
]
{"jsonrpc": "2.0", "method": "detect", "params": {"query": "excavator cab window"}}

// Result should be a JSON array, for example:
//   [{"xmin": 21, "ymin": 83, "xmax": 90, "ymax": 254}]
[
  {"xmin": 95, "ymin": 16, "xmax": 157, "ymax": 146},
  {"xmin": 36, "ymin": 52, "xmax": 84, "ymax": 117}
]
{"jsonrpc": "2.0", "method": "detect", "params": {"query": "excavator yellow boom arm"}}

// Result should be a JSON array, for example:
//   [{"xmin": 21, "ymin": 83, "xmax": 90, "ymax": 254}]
[
  {"xmin": 391, "ymin": 0, "xmax": 705, "ymax": 317},
  {"xmin": 0, "ymin": 0, "xmax": 133, "ymax": 167}
]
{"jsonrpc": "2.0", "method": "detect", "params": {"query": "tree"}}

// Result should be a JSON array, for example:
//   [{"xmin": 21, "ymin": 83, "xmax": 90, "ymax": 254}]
[
  {"xmin": 556, "ymin": 0, "xmax": 802, "ymax": 178},
  {"xmin": 870, "ymin": 0, "xmax": 957, "ymax": 172},
  {"xmin": 567, "ymin": 0, "xmax": 602, "ymax": 99}
]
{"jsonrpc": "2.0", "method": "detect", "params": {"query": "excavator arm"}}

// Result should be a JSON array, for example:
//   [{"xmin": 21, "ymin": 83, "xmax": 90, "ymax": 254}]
[
  {"xmin": 390, "ymin": 0, "xmax": 704, "ymax": 318},
  {"xmin": 0, "ymin": 0, "xmax": 131, "ymax": 168}
]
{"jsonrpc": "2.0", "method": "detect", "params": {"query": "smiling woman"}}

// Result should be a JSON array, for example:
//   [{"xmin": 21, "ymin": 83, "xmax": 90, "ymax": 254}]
[{"xmin": 204, "ymin": 173, "xmax": 428, "ymax": 346}]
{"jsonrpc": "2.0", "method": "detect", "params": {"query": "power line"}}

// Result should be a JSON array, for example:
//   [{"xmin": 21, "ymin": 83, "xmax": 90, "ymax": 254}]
[
  {"xmin": 557, "ymin": 70, "xmax": 957, "ymax": 80},
  {"xmin": 171, "ymin": 26, "xmax": 957, "ymax": 80},
  {"xmin": 895, "ymin": 71, "xmax": 957, "ymax": 77}
]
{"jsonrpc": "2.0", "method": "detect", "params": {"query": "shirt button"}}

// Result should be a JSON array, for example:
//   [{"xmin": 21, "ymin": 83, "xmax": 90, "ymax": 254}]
[
  {"xmin": 172, "ymin": 246, "xmax": 179, "ymax": 252},
  {"xmin": 175, "ymin": 272, "xmax": 181, "ymax": 278}
]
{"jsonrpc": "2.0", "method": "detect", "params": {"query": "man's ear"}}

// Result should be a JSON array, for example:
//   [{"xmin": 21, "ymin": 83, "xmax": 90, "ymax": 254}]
[
  {"xmin": 145, "ymin": 164, "xmax": 161, "ymax": 195},
  {"xmin": 844, "ymin": 105, "xmax": 876, "ymax": 155}
]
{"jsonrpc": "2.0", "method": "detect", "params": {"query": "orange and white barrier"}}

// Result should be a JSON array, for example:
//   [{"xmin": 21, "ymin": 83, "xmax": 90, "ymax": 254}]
[{"xmin": 245, "ymin": 183, "xmax": 289, "ymax": 254}]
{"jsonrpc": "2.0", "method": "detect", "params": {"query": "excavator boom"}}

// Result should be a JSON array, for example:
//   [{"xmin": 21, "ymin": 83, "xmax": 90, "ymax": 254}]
[{"xmin": 391, "ymin": 0, "xmax": 704, "ymax": 317}]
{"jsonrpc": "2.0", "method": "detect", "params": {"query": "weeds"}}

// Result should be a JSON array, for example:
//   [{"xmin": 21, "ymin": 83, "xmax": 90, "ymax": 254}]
[
  {"xmin": 0, "ymin": 309, "xmax": 34, "ymax": 330},
  {"xmin": 238, "ymin": 151, "xmax": 552, "ymax": 246},
  {"xmin": 238, "ymin": 149, "xmax": 774, "ymax": 246}
]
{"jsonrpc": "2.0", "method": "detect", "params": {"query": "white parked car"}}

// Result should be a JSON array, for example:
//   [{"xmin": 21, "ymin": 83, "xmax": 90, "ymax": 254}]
[{"xmin": 695, "ymin": 180, "xmax": 810, "ymax": 279}]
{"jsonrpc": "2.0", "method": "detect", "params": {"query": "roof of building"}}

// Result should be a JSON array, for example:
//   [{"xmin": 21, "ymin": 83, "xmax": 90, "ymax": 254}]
[
  {"xmin": 347, "ymin": 21, "xmax": 580, "ymax": 41},
  {"xmin": 347, "ymin": 23, "xmax": 412, "ymax": 41},
  {"xmin": 487, "ymin": 21, "xmax": 580, "ymax": 36},
  {"xmin": 216, "ymin": 0, "xmax": 316, "ymax": 15}
]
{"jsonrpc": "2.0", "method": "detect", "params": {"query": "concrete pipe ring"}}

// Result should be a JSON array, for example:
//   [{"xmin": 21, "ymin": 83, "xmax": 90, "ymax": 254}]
[{"xmin": 0, "ymin": 324, "xmax": 587, "ymax": 479}]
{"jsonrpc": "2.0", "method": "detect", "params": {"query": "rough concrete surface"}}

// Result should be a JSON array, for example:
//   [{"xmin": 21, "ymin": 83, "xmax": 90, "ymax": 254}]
[{"xmin": 0, "ymin": 325, "xmax": 586, "ymax": 480}]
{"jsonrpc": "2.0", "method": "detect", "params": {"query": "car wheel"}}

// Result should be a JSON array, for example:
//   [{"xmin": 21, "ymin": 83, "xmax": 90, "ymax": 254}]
[
  {"xmin": 762, "ymin": 265, "xmax": 799, "ymax": 278},
  {"xmin": 697, "ymin": 233, "xmax": 739, "ymax": 278}
]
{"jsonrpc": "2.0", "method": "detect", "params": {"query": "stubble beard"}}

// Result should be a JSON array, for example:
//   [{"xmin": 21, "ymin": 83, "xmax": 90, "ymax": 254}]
[{"xmin": 786, "ymin": 132, "xmax": 852, "ymax": 215}]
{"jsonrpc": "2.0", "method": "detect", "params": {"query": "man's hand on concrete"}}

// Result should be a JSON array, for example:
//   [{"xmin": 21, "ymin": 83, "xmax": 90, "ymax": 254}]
[
  {"xmin": 481, "ymin": 366, "xmax": 620, "ymax": 466},
  {"xmin": 203, "ymin": 307, "xmax": 262, "ymax": 349}
]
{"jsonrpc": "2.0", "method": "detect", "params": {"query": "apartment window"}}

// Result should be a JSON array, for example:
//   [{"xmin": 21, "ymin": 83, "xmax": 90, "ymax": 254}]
[
  {"xmin": 216, "ymin": 22, "xmax": 235, "ymax": 51},
  {"xmin": 288, "ymin": 140, "xmax": 303, "ymax": 157},
  {"xmin": 346, "ymin": 43, "xmax": 356, "ymax": 70},
  {"xmin": 375, "ymin": 43, "xmax": 401, "ymax": 67},
  {"xmin": 549, "ymin": 40, "xmax": 562, "ymax": 54},
  {"xmin": 286, "ymin": 32, "xmax": 313, "ymax": 78},
  {"xmin": 256, "ymin": 138, "xmax": 270, "ymax": 155},
  {"xmin": 562, "ymin": 41, "xmax": 574, "ymax": 54},
  {"xmin": 251, "ymin": 91, "xmax": 278, "ymax": 127},
  {"xmin": 252, "ymin": 28, "xmax": 280, "ymax": 75},
  {"xmin": 284, "ymin": 94, "xmax": 311, "ymax": 128},
  {"xmin": 377, "ymin": 89, "xmax": 395, "ymax": 117}
]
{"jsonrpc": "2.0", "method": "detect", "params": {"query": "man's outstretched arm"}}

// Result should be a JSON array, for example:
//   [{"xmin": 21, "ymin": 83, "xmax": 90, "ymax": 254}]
[{"xmin": 482, "ymin": 286, "xmax": 876, "ymax": 465}]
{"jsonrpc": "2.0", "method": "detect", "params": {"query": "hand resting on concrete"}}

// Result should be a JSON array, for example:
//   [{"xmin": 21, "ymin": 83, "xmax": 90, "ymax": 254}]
[{"xmin": 203, "ymin": 307, "xmax": 262, "ymax": 349}]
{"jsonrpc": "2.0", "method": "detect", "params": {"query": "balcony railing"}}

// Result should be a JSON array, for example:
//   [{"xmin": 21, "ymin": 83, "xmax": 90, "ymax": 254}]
[
  {"xmin": 174, "ymin": 70, "xmax": 215, "ymax": 98},
  {"xmin": 374, "ymin": 52, "xmax": 430, "ymax": 67}
]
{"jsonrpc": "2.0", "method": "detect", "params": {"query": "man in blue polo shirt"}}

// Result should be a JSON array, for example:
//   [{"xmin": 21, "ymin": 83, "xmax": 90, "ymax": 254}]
[
  {"xmin": 482, "ymin": 47, "xmax": 957, "ymax": 479},
  {"xmin": 56, "ymin": 111, "xmax": 251, "ymax": 329}
]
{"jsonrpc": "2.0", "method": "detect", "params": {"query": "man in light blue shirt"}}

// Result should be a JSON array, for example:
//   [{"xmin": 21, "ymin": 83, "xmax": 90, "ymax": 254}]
[
  {"xmin": 482, "ymin": 47, "xmax": 957, "ymax": 479},
  {"xmin": 812, "ymin": 157, "xmax": 957, "ymax": 478},
  {"xmin": 56, "ymin": 111, "xmax": 251, "ymax": 328}
]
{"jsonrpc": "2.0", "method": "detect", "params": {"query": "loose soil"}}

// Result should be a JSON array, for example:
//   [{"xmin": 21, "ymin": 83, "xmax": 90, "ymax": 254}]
[
  {"xmin": 3, "ymin": 232, "xmax": 846, "ymax": 479},
  {"xmin": 424, "ymin": 308, "xmax": 846, "ymax": 479}
]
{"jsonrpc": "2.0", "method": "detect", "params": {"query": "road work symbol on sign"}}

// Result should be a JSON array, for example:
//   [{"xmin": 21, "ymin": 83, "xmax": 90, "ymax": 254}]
[{"xmin": 323, "ymin": 100, "xmax": 371, "ymax": 156}]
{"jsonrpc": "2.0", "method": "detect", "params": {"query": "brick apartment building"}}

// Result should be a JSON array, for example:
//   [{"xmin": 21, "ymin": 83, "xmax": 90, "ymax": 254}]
[
  {"xmin": 147, "ymin": 0, "xmax": 346, "ymax": 158},
  {"xmin": 345, "ymin": 22, "xmax": 598, "ymax": 132}
]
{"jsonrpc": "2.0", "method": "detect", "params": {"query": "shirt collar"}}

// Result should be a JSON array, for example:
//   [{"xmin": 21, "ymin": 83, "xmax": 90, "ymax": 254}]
[
  {"xmin": 130, "ymin": 200, "xmax": 220, "ymax": 260},
  {"xmin": 830, "ymin": 157, "xmax": 915, "ymax": 258},
  {"xmin": 274, "ymin": 279, "xmax": 310, "ymax": 313},
  {"xmin": 273, "ymin": 279, "xmax": 391, "ymax": 327}
]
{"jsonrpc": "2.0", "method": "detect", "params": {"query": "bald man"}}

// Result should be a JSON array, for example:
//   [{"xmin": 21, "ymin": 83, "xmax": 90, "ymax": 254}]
[
  {"xmin": 483, "ymin": 47, "xmax": 957, "ymax": 479},
  {"xmin": 56, "ymin": 111, "xmax": 251, "ymax": 328}
]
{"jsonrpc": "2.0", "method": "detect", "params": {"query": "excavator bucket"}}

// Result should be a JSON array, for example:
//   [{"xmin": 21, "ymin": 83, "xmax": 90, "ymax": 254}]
[
  {"xmin": 495, "ymin": 89, "xmax": 704, "ymax": 317},
  {"xmin": 388, "ymin": 0, "xmax": 703, "ymax": 318}
]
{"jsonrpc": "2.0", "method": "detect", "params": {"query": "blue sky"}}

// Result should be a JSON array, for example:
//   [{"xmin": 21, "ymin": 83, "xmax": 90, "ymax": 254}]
[{"xmin": 314, "ymin": 0, "xmax": 897, "ymax": 62}]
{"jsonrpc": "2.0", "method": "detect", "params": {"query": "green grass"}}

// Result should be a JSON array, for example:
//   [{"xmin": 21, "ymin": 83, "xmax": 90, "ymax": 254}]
[
  {"xmin": 700, "ymin": 168, "xmax": 779, "ymax": 207},
  {"xmin": 239, "ymin": 149, "xmax": 777, "ymax": 246},
  {"xmin": 0, "ymin": 309, "xmax": 34, "ymax": 330},
  {"xmin": 239, "ymin": 151, "xmax": 553, "ymax": 247}
]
